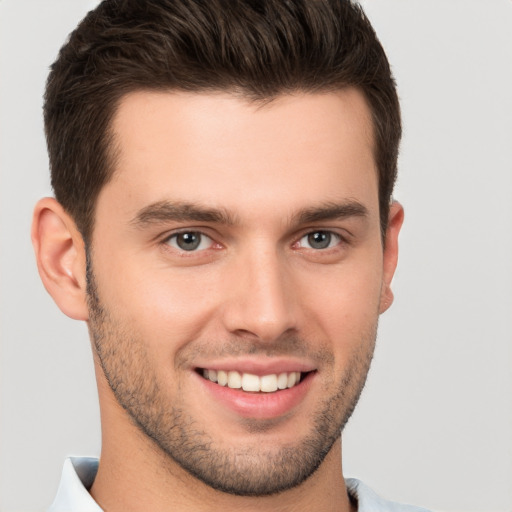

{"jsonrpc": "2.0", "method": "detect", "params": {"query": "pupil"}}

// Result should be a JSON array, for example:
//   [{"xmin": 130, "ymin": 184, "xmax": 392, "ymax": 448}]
[
  {"xmin": 308, "ymin": 231, "xmax": 331, "ymax": 249},
  {"xmin": 177, "ymin": 232, "xmax": 200, "ymax": 251}
]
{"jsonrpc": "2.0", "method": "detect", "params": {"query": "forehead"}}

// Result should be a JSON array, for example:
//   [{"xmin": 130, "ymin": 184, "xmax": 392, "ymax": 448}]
[{"xmin": 102, "ymin": 89, "xmax": 378, "ymax": 225}]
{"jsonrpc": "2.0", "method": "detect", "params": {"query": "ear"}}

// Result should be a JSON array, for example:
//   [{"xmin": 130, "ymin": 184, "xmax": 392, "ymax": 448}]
[
  {"xmin": 31, "ymin": 197, "xmax": 89, "ymax": 321},
  {"xmin": 379, "ymin": 201, "xmax": 404, "ymax": 314}
]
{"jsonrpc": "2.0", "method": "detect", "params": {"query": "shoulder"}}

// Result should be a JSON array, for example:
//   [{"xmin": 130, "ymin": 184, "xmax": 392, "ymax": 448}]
[{"xmin": 346, "ymin": 478, "xmax": 433, "ymax": 512}]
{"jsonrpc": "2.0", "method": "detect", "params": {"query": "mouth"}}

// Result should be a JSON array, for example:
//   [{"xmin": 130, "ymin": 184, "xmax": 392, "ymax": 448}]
[
  {"xmin": 195, "ymin": 364, "xmax": 317, "ymax": 419},
  {"xmin": 198, "ymin": 368, "xmax": 310, "ymax": 393}
]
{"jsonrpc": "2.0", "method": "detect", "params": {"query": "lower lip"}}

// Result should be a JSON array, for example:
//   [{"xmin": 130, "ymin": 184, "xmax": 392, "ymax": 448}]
[{"xmin": 196, "ymin": 371, "xmax": 315, "ymax": 419}]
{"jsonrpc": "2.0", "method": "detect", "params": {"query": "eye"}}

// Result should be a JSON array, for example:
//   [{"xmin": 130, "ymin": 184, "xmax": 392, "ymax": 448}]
[
  {"xmin": 165, "ymin": 231, "xmax": 213, "ymax": 252},
  {"xmin": 298, "ymin": 231, "xmax": 341, "ymax": 250}
]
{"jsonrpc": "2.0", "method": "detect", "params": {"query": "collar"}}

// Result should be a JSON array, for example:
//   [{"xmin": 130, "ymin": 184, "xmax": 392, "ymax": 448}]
[
  {"xmin": 48, "ymin": 457, "xmax": 102, "ymax": 512},
  {"xmin": 346, "ymin": 478, "xmax": 431, "ymax": 512},
  {"xmin": 48, "ymin": 457, "xmax": 430, "ymax": 512}
]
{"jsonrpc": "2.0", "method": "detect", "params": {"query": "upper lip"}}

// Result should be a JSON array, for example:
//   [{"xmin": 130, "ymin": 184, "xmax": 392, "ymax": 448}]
[{"xmin": 193, "ymin": 358, "xmax": 317, "ymax": 376}]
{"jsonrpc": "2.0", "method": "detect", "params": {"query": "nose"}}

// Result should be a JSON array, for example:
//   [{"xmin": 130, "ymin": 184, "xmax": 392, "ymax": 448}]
[{"xmin": 221, "ymin": 245, "xmax": 298, "ymax": 343}]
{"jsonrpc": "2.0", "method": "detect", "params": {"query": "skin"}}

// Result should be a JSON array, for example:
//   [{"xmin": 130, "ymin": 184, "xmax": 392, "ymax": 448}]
[{"xmin": 32, "ymin": 89, "xmax": 403, "ymax": 512}]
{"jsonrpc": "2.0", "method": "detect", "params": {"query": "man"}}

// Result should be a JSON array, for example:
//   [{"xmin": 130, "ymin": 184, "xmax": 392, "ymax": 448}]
[{"xmin": 31, "ymin": 0, "xmax": 429, "ymax": 510}]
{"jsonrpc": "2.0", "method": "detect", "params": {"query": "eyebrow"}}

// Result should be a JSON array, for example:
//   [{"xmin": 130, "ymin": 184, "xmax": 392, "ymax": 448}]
[
  {"xmin": 292, "ymin": 200, "xmax": 369, "ymax": 225},
  {"xmin": 130, "ymin": 199, "xmax": 368, "ymax": 229},
  {"xmin": 131, "ymin": 201, "xmax": 238, "ymax": 228}
]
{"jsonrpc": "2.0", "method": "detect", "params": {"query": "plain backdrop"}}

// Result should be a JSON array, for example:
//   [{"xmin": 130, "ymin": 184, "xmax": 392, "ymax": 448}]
[{"xmin": 1, "ymin": 1, "xmax": 511, "ymax": 511}]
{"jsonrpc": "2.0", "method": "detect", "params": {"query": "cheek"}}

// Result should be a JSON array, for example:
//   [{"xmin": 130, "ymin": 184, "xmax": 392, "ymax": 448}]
[
  {"xmin": 299, "ymin": 255, "xmax": 383, "ymax": 346},
  {"xmin": 95, "ymin": 257, "xmax": 221, "ymax": 351}
]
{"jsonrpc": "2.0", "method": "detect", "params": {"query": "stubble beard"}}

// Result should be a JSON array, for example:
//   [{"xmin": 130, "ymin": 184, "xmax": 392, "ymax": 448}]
[{"xmin": 86, "ymin": 261, "xmax": 377, "ymax": 497}]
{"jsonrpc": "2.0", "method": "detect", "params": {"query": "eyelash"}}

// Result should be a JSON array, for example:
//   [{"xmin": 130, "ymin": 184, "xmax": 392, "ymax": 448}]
[
  {"xmin": 162, "ymin": 229, "xmax": 348, "ymax": 254},
  {"xmin": 295, "ymin": 231, "xmax": 344, "ymax": 250},
  {"xmin": 163, "ymin": 231, "xmax": 217, "ymax": 252}
]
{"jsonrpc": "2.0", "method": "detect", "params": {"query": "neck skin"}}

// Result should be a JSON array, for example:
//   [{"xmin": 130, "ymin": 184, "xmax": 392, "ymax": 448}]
[{"xmin": 90, "ymin": 365, "xmax": 356, "ymax": 512}]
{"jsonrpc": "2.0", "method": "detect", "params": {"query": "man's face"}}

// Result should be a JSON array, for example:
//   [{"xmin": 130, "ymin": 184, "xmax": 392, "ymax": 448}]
[{"xmin": 88, "ymin": 89, "xmax": 396, "ymax": 495}]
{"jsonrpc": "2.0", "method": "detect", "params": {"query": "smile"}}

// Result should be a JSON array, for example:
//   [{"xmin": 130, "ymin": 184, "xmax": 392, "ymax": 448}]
[{"xmin": 201, "ymin": 369, "xmax": 303, "ymax": 393}]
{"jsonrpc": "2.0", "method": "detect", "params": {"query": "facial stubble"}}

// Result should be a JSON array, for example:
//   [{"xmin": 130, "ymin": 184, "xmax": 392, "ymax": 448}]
[{"xmin": 86, "ymin": 258, "xmax": 377, "ymax": 497}]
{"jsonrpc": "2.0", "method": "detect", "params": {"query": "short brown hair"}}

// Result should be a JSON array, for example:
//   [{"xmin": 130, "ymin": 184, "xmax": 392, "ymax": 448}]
[{"xmin": 44, "ymin": 0, "xmax": 400, "ymax": 243}]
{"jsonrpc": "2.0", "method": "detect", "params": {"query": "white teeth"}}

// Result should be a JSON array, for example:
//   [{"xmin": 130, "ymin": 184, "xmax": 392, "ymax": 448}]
[
  {"xmin": 277, "ymin": 372, "xmax": 288, "ymax": 390},
  {"xmin": 202, "ymin": 369, "xmax": 304, "ymax": 393},
  {"xmin": 242, "ymin": 373, "xmax": 260, "ymax": 392},
  {"xmin": 217, "ymin": 370, "xmax": 228, "ymax": 386},
  {"xmin": 227, "ymin": 370, "xmax": 242, "ymax": 389},
  {"xmin": 260, "ymin": 374, "xmax": 278, "ymax": 393}
]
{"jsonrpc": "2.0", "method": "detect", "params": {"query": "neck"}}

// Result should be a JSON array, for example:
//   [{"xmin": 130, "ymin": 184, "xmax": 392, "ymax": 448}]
[{"xmin": 91, "ymin": 434, "xmax": 353, "ymax": 512}]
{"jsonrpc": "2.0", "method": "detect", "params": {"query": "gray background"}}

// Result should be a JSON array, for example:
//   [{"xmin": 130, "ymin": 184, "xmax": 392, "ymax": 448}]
[{"xmin": 1, "ymin": 1, "xmax": 511, "ymax": 510}]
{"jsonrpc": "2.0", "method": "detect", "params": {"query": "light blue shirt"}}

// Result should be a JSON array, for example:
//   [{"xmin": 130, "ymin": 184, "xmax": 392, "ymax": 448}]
[{"xmin": 48, "ymin": 457, "xmax": 432, "ymax": 512}]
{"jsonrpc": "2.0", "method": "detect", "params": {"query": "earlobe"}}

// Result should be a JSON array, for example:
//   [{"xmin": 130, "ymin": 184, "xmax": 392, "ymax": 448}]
[
  {"xmin": 379, "ymin": 201, "xmax": 404, "ymax": 314},
  {"xmin": 31, "ymin": 197, "xmax": 89, "ymax": 321}
]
